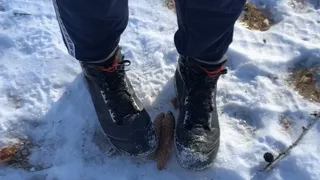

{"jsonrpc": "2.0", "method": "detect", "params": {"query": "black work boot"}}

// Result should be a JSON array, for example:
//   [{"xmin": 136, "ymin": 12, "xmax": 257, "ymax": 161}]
[
  {"xmin": 174, "ymin": 56, "xmax": 227, "ymax": 170},
  {"xmin": 81, "ymin": 47, "xmax": 157, "ymax": 157}
]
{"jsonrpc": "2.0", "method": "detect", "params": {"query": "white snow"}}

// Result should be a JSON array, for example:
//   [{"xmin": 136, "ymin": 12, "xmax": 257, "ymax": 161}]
[{"xmin": 0, "ymin": 0, "xmax": 320, "ymax": 179}]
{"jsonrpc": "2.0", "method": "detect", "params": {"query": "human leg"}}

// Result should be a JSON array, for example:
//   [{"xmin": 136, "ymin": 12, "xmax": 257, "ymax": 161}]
[
  {"xmin": 53, "ymin": 0, "xmax": 157, "ymax": 156},
  {"xmin": 173, "ymin": 0, "xmax": 246, "ymax": 170}
]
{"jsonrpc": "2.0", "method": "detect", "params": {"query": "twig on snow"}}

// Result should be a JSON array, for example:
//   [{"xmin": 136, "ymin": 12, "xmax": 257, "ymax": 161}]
[
  {"xmin": 13, "ymin": 11, "xmax": 31, "ymax": 16},
  {"xmin": 262, "ymin": 111, "xmax": 320, "ymax": 172}
]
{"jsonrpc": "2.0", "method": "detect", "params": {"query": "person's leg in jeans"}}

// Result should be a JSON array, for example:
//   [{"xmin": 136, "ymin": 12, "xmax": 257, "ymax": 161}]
[
  {"xmin": 174, "ymin": 0, "xmax": 246, "ymax": 170},
  {"xmin": 52, "ymin": 0, "xmax": 157, "ymax": 157}
]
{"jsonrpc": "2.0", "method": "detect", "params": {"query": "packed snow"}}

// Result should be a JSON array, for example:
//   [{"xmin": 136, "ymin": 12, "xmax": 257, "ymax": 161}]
[{"xmin": 0, "ymin": 0, "xmax": 320, "ymax": 179}]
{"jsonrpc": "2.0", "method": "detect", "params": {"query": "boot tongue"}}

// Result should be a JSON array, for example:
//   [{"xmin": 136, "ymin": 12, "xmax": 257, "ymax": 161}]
[
  {"xmin": 199, "ymin": 66, "xmax": 225, "ymax": 77},
  {"xmin": 98, "ymin": 56, "xmax": 119, "ymax": 72},
  {"xmin": 190, "ymin": 124, "xmax": 206, "ymax": 135},
  {"xmin": 186, "ymin": 59, "xmax": 226, "ymax": 78}
]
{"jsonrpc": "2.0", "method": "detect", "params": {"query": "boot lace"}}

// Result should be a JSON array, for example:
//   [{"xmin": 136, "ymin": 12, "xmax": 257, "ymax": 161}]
[
  {"xmin": 98, "ymin": 56, "xmax": 139, "ymax": 125},
  {"xmin": 184, "ymin": 67, "xmax": 227, "ymax": 130}
]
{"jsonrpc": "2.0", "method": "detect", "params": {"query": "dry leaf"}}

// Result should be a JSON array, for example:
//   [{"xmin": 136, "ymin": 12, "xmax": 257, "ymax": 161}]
[
  {"xmin": 156, "ymin": 112, "xmax": 175, "ymax": 170},
  {"xmin": 0, "ymin": 139, "xmax": 40, "ymax": 171},
  {"xmin": 279, "ymin": 115, "xmax": 292, "ymax": 131},
  {"xmin": 152, "ymin": 112, "xmax": 165, "ymax": 160},
  {"xmin": 165, "ymin": 0, "xmax": 175, "ymax": 11},
  {"xmin": 170, "ymin": 97, "xmax": 179, "ymax": 110},
  {"xmin": 153, "ymin": 112, "xmax": 175, "ymax": 170},
  {"xmin": 299, "ymin": 72, "xmax": 314, "ymax": 85},
  {"xmin": 0, "ymin": 143, "xmax": 23, "ymax": 163}
]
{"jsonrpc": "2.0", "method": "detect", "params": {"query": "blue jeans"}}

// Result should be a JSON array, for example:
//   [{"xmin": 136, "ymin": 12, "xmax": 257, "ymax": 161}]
[{"xmin": 53, "ymin": 0, "xmax": 245, "ymax": 64}]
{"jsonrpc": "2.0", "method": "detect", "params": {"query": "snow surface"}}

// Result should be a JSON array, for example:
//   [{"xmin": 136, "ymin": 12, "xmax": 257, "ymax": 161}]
[{"xmin": 1, "ymin": 0, "xmax": 320, "ymax": 179}]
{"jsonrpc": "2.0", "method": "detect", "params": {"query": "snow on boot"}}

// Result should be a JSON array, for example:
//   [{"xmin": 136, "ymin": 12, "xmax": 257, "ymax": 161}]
[
  {"xmin": 81, "ymin": 47, "xmax": 157, "ymax": 157},
  {"xmin": 174, "ymin": 56, "xmax": 227, "ymax": 171}
]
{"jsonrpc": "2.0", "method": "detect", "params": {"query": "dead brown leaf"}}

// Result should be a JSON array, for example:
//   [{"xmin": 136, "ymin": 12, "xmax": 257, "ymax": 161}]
[
  {"xmin": 152, "ymin": 112, "xmax": 165, "ymax": 160},
  {"xmin": 279, "ymin": 115, "xmax": 292, "ymax": 131},
  {"xmin": 298, "ymin": 72, "xmax": 315, "ymax": 85},
  {"xmin": 0, "ymin": 143, "xmax": 23, "ymax": 163},
  {"xmin": 165, "ymin": 0, "xmax": 175, "ymax": 11},
  {"xmin": 152, "ymin": 112, "xmax": 175, "ymax": 170},
  {"xmin": 0, "ymin": 138, "xmax": 40, "ymax": 171},
  {"xmin": 170, "ymin": 97, "xmax": 179, "ymax": 110}
]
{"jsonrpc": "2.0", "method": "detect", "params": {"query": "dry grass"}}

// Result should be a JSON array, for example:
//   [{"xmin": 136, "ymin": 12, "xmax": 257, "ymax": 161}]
[
  {"xmin": 239, "ymin": 3, "xmax": 273, "ymax": 31},
  {"xmin": 287, "ymin": 65, "xmax": 320, "ymax": 102},
  {"xmin": 165, "ymin": 0, "xmax": 175, "ymax": 11}
]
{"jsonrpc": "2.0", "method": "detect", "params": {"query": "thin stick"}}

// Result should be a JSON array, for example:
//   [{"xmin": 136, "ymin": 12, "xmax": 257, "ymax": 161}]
[
  {"xmin": 263, "ymin": 112, "xmax": 320, "ymax": 172},
  {"xmin": 13, "ymin": 12, "xmax": 32, "ymax": 16}
]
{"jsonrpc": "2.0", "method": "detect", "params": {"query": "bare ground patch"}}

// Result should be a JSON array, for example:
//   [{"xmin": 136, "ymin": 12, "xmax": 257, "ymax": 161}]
[
  {"xmin": 0, "ymin": 138, "xmax": 41, "ymax": 171},
  {"xmin": 238, "ymin": 3, "xmax": 273, "ymax": 31},
  {"xmin": 287, "ymin": 64, "xmax": 320, "ymax": 103}
]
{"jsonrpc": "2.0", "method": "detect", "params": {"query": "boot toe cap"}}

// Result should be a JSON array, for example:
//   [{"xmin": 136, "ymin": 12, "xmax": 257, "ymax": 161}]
[
  {"xmin": 175, "ymin": 140, "xmax": 218, "ymax": 171},
  {"xmin": 109, "ymin": 120, "xmax": 157, "ymax": 157},
  {"xmin": 175, "ymin": 127, "xmax": 220, "ymax": 171}
]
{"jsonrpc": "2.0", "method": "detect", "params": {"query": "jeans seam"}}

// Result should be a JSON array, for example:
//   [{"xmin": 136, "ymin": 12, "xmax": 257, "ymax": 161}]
[{"xmin": 52, "ymin": 0, "xmax": 76, "ymax": 58}]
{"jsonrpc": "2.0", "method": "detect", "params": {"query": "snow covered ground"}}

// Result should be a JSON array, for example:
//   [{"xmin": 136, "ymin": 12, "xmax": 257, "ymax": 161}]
[{"xmin": 0, "ymin": 0, "xmax": 320, "ymax": 179}]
